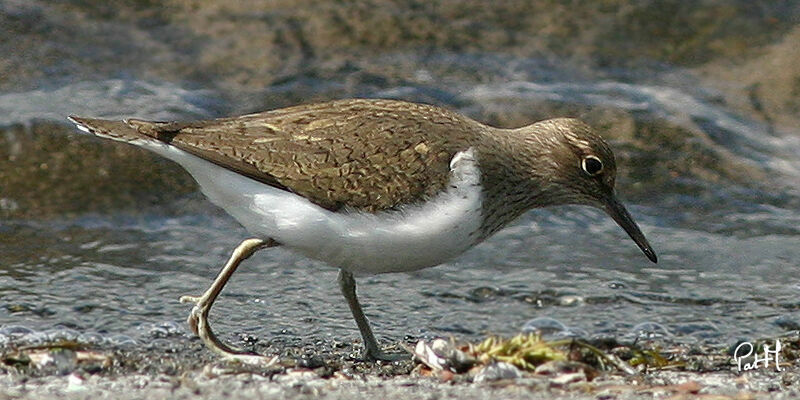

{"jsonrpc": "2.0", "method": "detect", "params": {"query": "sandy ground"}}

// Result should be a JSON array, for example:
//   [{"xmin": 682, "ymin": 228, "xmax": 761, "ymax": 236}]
[
  {"xmin": 2, "ymin": 337, "xmax": 799, "ymax": 399},
  {"xmin": 2, "ymin": 365, "xmax": 798, "ymax": 400}
]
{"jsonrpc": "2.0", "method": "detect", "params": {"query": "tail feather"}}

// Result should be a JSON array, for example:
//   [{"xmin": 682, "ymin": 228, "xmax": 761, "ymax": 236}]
[{"xmin": 67, "ymin": 116, "xmax": 153, "ymax": 143}]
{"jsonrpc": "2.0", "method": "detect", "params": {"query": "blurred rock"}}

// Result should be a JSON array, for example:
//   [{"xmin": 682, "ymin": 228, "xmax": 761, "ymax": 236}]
[{"xmin": 0, "ymin": 122, "xmax": 196, "ymax": 218}]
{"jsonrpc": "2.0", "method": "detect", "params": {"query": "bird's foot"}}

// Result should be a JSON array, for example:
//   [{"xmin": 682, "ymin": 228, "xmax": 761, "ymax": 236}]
[
  {"xmin": 178, "ymin": 294, "xmax": 201, "ymax": 335},
  {"xmin": 364, "ymin": 347, "xmax": 412, "ymax": 362},
  {"xmin": 179, "ymin": 294, "xmax": 277, "ymax": 366}
]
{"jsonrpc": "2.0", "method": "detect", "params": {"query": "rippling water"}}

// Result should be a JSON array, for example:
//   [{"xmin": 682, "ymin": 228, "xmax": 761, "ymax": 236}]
[{"xmin": 1, "ymin": 1, "xmax": 799, "ymax": 353}]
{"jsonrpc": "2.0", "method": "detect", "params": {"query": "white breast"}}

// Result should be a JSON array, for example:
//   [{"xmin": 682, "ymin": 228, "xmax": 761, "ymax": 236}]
[{"xmin": 141, "ymin": 141, "xmax": 484, "ymax": 275}]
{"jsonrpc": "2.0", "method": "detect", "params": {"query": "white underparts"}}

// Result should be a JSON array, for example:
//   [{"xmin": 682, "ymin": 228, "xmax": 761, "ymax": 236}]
[
  {"xmin": 70, "ymin": 119, "xmax": 92, "ymax": 135},
  {"xmin": 81, "ymin": 122, "xmax": 485, "ymax": 275}
]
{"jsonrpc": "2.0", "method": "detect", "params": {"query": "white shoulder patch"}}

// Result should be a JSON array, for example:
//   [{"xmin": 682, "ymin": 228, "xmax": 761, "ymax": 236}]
[{"xmin": 449, "ymin": 147, "xmax": 480, "ymax": 189}]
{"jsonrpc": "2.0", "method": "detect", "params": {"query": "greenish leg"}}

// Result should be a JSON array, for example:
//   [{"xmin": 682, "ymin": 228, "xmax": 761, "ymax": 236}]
[
  {"xmin": 180, "ymin": 238, "xmax": 278, "ymax": 365},
  {"xmin": 337, "ymin": 270, "xmax": 410, "ymax": 361}
]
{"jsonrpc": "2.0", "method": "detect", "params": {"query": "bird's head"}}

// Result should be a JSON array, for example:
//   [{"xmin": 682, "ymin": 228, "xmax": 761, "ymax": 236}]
[{"xmin": 515, "ymin": 118, "xmax": 658, "ymax": 263}]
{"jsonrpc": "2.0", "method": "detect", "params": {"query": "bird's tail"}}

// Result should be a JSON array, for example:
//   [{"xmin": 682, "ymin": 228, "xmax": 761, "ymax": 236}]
[{"xmin": 67, "ymin": 116, "xmax": 151, "ymax": 143}]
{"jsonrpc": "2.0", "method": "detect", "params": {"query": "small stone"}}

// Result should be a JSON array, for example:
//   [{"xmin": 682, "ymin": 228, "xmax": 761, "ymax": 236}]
[{"xmin": 473, "ymin": 361, "xmax": 522, "ymax": 383}]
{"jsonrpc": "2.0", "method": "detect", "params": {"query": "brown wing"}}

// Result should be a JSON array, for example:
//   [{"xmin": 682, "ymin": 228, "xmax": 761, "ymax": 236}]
[{"xmin": 125, "ymin": 99, "xmax": 483, "ymax": 212}]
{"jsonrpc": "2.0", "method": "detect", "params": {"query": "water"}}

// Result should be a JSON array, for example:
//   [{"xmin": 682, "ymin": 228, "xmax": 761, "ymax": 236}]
[{"xmin": 1, "ymin": 1, "xmax": 799, "ymax": 352}]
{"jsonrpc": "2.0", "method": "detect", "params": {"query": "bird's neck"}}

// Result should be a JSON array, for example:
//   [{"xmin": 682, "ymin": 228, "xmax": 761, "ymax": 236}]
[{"xmin": 473, "ymin": 126, "xmax": 564, "ymax": 238}]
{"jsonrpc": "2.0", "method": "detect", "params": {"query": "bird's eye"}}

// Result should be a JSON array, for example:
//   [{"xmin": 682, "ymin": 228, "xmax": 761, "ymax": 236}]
[{"xmin": 581, "ymin": 156, "xmax": 603, "ymax": 176}]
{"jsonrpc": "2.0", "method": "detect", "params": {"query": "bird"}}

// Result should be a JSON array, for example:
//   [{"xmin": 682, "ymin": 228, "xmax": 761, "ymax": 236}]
[{"xmin": 68, "ymin": 98, "xmax": 657, "ymax": 363}]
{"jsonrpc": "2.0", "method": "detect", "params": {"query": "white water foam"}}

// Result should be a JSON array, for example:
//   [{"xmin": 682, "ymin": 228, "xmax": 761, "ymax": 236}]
[
  {"xmin": 462, "ymin": 80, "xmax": 800, "ymax": 181},
  {"xmin": 0, "ymin": 79, "xmax": 219, "ymax": 125}
]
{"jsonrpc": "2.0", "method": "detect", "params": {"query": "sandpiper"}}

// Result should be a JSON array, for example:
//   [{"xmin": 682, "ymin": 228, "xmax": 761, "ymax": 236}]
[{"xmin": 68, "ymin": 99, "xmax": 657, "ymax": 363}]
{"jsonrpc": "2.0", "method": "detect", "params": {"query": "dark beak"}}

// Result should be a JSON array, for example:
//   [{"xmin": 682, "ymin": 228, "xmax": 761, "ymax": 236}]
[{"xmin": 604, "ymin": 195, "xmax": 658, "ymax": 263}]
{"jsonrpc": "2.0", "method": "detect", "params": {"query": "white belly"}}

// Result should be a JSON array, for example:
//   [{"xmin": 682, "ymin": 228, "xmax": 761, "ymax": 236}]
[{"xmin": 143, "ymin": 141, "xmax": 484, "ymax": 274}]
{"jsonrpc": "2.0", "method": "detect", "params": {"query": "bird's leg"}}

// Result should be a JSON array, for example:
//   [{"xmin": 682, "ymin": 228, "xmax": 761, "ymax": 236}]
[
  {"xmin": 179, "ymin": 238, "xmax": 278, "ymax": 365},
  {"xmin": 337, "ymin": 270, "xmax": 409, "ymax": 361}
]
